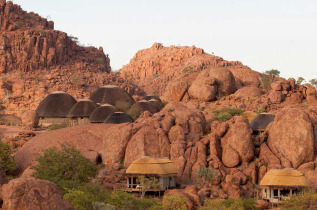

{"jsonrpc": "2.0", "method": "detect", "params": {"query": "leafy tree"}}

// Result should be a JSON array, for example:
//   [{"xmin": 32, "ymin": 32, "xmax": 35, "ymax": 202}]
[
  {"xmin": 212, "ymin": 107, "xmax": 243, "ymax": 122},
  {"xmin": 297, "ymin": 77, "xmax": 306, "ymax": 85},
  {"xmin": 280, "ymin": 189, "xmax": 317, "ymax": 210},
  {"xmin": 264, "ymin": 69, "xmax": 280, "ymax": 77},
  {"xmin": 194, "ymin": 167, "xmax": 217, "ymax": 186},
  {"xmin": 310, "ymin": 79, "xmax": 317, "ymax": 88},
  {"xmin": 200, "ymin": 198, "xmax": 258, "ymax": 210},
  {"xmin": 0, "ymin": 141, "xmax": 17, "ymax": 174},
  {"xmin": 137, "ymin": 176, "xmax": 163, "ymax": 198},
  {"xmin": 32, "ymin": 144, "xmax": 98, "ymax": 192},
  {"xmin": 260, "ymin": 69, "xmax": 280, "ymax": 92},
  {"xmin": 162, "ymin": 194, "xmax": 187, "ymax": 210}
]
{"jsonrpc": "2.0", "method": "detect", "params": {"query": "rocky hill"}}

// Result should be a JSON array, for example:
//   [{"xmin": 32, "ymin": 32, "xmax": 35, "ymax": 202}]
[
  {"xmin": 120, "ymin": 43, "xmax": 261, "ymax": 95},
  {"xmin": 0, "ymin": 0, "xmax": 144, "ymax": 116}
]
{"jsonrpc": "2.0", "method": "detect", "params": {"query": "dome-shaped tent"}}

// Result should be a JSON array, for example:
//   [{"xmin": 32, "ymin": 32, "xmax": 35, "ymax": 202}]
[
  {"xmin": 36, "ymin": 91, "xmax": 77, "ymax": 118},
  {"xmin": 89, "ymin": 104, "xmax": 117, "ymax": 123},
  {"xmin": 143, "ymin": 95, "xmax": 162, "ymax": 102},
  {"xmin": 68, "ymin": 99, "xmax": 98, "ymax": 118},
  {"xmin": 250, "ymin": 114, "xmax": 275, "ymax": 130},
  {"xmin": 104, "ymin": 112, "xmax": 133, "ymax": 124},
  {"xmin": 89, "ymin": 85, "xmax": 135, "ymax": 110}
]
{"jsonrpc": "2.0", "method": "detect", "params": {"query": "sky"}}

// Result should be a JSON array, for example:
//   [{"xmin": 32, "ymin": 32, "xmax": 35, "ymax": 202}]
[{"xmin": 13, "ymin": 0, "xmax": 317, "ymax": 81}]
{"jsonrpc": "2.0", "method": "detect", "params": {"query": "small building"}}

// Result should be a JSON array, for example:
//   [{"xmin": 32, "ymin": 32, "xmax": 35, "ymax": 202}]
[
  {"xmin": 260, "ymin": 168, "xmax": 309, "ymax": 204},
  {"xmin": 250, "ymin": 114, "xmax": 275, "ymax": 135},
  {"xmin": 68, "ymin": 99, "xmax": 98, "ymax": 126},
  {"xmin": 89, "ymin": 104, "xmax": 117, "ymax": 123},
  {"xmin": 104, "ymin": 112, "xmax": 133, "ymax": 124},
  {"xmin": 125, "ymin": 156, "xmax": 178, "ymax": 192},
  {"xmin": 89, "ymin": 85, "xmax": 135, "ymax": 109},
  {"xmin": 36, "ymin": 91, "xmax": 77, "ymax": 126}
]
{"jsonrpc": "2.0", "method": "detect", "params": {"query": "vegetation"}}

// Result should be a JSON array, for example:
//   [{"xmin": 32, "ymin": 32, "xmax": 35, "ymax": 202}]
[
  {"xmin": 16, "ymin": 21, "xmax": 26, "ymax": 29},
  {"xmin": 260, "ymin": 69, "xmax": 280, "ymax": 92},
  {"xmin": 127, "ymin": 106, "xmax": 142, "ymax": 121},
  {"xmin": 256, "ymin": 105, "xmax": 267, "ymax": 114},
  {"xmin": 0, "ymin": 142, "xmax": 17, "ymax": 174},
  {"xmin": 280, "ymin": 189, "xmax": 317, "ymax": 210},
  {"xmin": 162, "ymin": 194, "xmax": 187, "ymax": 210},
  {"xmin": 310, "ymin": 78, "xmax": 317, "ymax": 88},
  {"xmin": 297, "ymin": 77, "xmax": 306, "ymax": 85},
  {"xmin": 32, "ymin": 144, "xmax": 98, "ymax": 192},
  {"xmin": 47, "ymin": 123, "xmax": 68, "ymax": 130},
  {"xmin": 70, "ymin": 75, "xmax": 82, "ymax": 86},
  {"xmin": 200, "ymin": 198, "xmax": 258, "ymax": 210},
  {"xmin": 182, "ymin": 66, "xmax": 197, "ymax": 73},
  {"xmin": 137, "ymin": 176, "xmax": 164, "ymax": 198},
  {"xmin": 212, "ymin": 107, "xmax": 243, "ymax": 122},
  {"xmin": 194, "ymin": 167, "xmax": 217, "ymax": 186}
]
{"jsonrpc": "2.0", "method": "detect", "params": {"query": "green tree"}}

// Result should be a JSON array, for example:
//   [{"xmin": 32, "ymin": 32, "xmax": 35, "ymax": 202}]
[
  {"xmin": 137, "ymin": 176, "xmax": 163, "ymax": 198},
  {"xmin": 260, "ymin": 69, "xmax": 280, "ymax": 92},
  {"xmin": 0, "ymin": 141, "xmax": 17, "ymax": 174},
  {"xmin": 297, "ymin": 77, "xmax": 306, "ymax": 85},
  {"xmin": 200, "ymin": 198, "xmax": 258, "ymax": 210},
  {"xmin": 264, "ymin": 69, "xmax": 280, "ymax": 77},
  {"xmin": 162, "ymin": 195, "xmax": 187, "ymax": 210},
  {"xmin": 194, "ymin": 167, "xmax": 217, "ymax": 186},
  {"xmin": 280, "ymin": 189, "xmax": 317, "ymax": 210},
  {"xmin": 212, "ymin": 107, "xmax": 243, "ymax": 122},
  {"xmin": 32, "ymin": 144, "xmax": 98, "ymax": 192},
  {"xmin": 310, "ymin": 79, "xmax": 317, "ymax": 88}
]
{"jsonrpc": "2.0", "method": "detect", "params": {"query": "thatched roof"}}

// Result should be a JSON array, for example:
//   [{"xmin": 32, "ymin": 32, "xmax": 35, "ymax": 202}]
[
  {"xmin": 143, "ymin": 95, "xmax": 162, "ymax": 102},
  {"xmin": 36, "ymin": 91, "xmax": 77, "ymax": 118},
  {"xmin": 129, "ymin": 100, "xmax": 160, "ymax": 114},
  {"xmin": 68, "ymin": 99, "xmax": 98, "ymax": 118},
  {"xmin": 89, "ymin": 104, "xmax": 117, "ymax": 123},
  {"xmin": 89, "ymin": 85, "xmax": 135, "ymax": 109},
  {"xmin": 103, "ymin": 112, "xmax": 133, "ymax": 124},
  {"xmin": 126, "ymin": 156, "xmax": 178, "ymax": 176},
  {"xmin": 250, "ymin": 114, "xmax": 275, "ymax": 130},
  {"xmin": 260, "ymin": 168, "xmax": 308, "ymax": 187}
]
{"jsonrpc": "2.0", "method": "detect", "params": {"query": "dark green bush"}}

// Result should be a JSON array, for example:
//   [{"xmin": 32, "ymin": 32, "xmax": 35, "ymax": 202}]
[
  {"xmin": 32, "ymin": 144, "xmax": 97, "ymax": 192},
  {"xmin": 212, "ymin": 107, "xmax": 243, "ymax": 122},
  {"xmin": 280, "ymin": 189, "xmax": 317, "ymax": 210},
  {"xmin": 162, "ymin": 194, "xmax": 187, "ymax": 210},
  {"xmin": 0, "ymin": 141, "xmax": 17, "ymax": 174}
]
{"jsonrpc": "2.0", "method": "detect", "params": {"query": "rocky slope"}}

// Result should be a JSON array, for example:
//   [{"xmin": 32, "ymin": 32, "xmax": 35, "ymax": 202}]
[
  {"xmin": 120, "ymin": 43, "xmax": 261, "ymax": 95},
  {"xmin": 0, "ymin": 0, "xmax": 144, "ymax": 116}
]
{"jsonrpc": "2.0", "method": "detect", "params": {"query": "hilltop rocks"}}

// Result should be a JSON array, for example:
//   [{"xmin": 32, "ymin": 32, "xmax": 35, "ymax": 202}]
[
  {"xmin": 0, "ymin": 178, "xmax": 71, "ymax": 210},
  {"xmin": 268, "ymin": 108, "xmax": 315, "ymax": 168}
]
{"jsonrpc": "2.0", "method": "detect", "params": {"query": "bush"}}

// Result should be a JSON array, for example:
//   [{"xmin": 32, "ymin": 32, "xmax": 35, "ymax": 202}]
[
  {"xmin": 260, "ymin": 69, "xmax": 280, "ymax": 93},
  {"xmin": 0, "ymin": 142, "xmax": 17, "ymax": 174},
  {"xmin": 200, "ymin": 198, "xmax": 258, "ymax": 210},
  {"xmin": 212, "ymin": 107, "xmax": 243, "ymax": 122},
  {"xmin": 64, "ymin": 184, "xmax": 110, "ymax": 210},
  {"xmin": 32, "ymin": 144, "xmax": 98, "ymax": 192},
  {"xmin": 194, "ymin": 167, "xmax": 217, "ymax": 186},
  {"xmin": 47, "ymin": 123, "xmax": 68, "ymax": 130},
  {"xmin": 297, "ymin": 77, "xmax": 306, "ymax": 85},
  {"xmin": 162, "ymin": 194, "xmax": 187, "ymax": 210},
  {"xmin": 280, "ymin": 189, "xmax": 317, "ymax": 210},
  {"xmin": 310, "ymin": 79, "xmax": 317, "ymax": 88}
]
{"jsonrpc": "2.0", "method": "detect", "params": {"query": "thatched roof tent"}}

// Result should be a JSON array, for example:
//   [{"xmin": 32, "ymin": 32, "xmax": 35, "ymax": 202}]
[
  {"xmin": 36, "ymin": 91, "xmax": 77, "ymax": 118},
  {"xmin": 68, "ymin": 99, "xmax": 98, "ymax": 118},
  {"xmin": 126, "ymin": 156, "xmax": 178, "ymax": 176},
  {"xmin": 250, "ymin": 114, "xmax": 275, "ymax": 130},
  {"xmin": 149, "ymin": 99, "xmax": 164, "ymax": 110},
  {"xmin": 89, "ymin": 85, "xmax": 135, "ymax": 109},
  {"xmin": 260, "ymin": 168, "xmax": 308, "ymax": 187},
  {"xmin": 89, "ymin": 104, "xmax": 117, "ymax": 123},
  {"xmin": 129, "ymin": 100, "xmax": 160, "ymax": 115},
  {"xmin": 103, "ymin": 112, "xmax": 133, "ymax": 124},
  {"xmin": 143, "ymin": 95, "xmax": 162, "ymax": 102}
]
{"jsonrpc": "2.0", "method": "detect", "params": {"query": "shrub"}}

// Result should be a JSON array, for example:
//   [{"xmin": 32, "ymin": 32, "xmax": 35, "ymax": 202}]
[
  {"xmin": 280, "ymin": 189, "xmax": 317, "ymax": 210},
  {"xmin": 162, "ymin": 194, "xmax": 187, "ymax": 210},
  {"xmin": 182, "ymin": 66, "xmax": 197, "ymax": 73},
  {"xmin": 260, "ymin": 69, "xmax": 280, "ymax": 93},
  {"xmin": 201, "ymin": 198, "xmax": 258, "ymax": 210},
  {"xmin": 47, "ymin": 123, "xmax": 68, "ymax": 130},
  {"xmin": 256, "ymin": 105, "xmax": 267, "ymax": 114},
  {"xmin": 64, "ymin": 184, "xmax": 110, "ymax": 210},
  {"xmin": 297, "ymin": 77, "xmax": 306, "ymax": 85},
  {"xmin": 194, "ymin": 167, "xmax": 217, "ymax": 186},
  {"xmin": 16, "ymin": 21, "xmax": 26, "ymax": 29},
  {"xmin": 0, "ymin": 142, "xmax": 17, "ymax": 174},
  {"xmin": 137, "ymin": 176, "xmax": 163, "ymax": 198},
  {"xmin": 32, "ymin": 144, "xmax": 98, "ymax": 192},
  {"xmin": 212, "ymin": 107, "xmax": 243, "ymax": 122},
  {"xmin": 310, "ymin": 79, "xmax": 317, "ymax": 88}
]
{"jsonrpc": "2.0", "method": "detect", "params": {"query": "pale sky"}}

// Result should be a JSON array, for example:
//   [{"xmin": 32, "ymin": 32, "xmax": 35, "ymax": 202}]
[{"xmin": 14, "ymin": 0, "xmax": 317, "ymax": 81}]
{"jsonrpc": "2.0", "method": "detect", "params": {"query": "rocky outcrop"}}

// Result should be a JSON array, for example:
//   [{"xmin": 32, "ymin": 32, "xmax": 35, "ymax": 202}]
[
  {"xmin": 0, "ymin": 178, "xmax": 71, "ymax": 210},
  {"xmin": 268, "ymin": 108, "xmax": 315, "ymax": 168}
]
